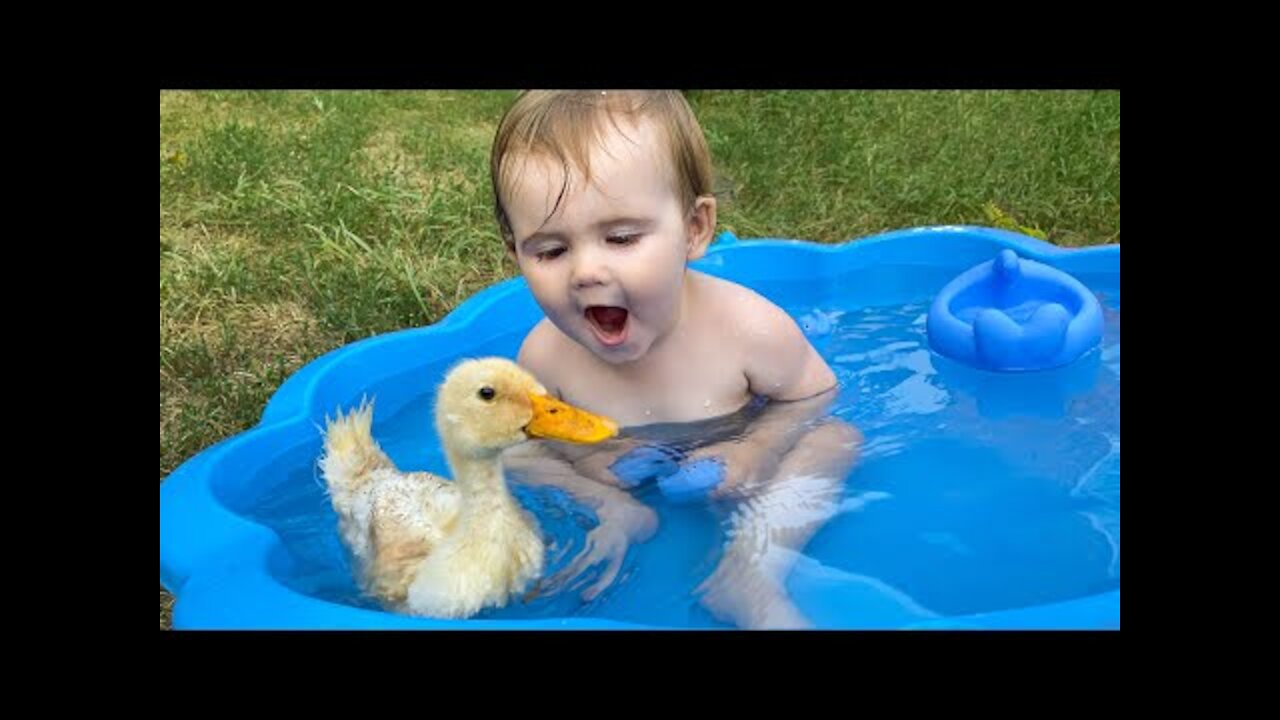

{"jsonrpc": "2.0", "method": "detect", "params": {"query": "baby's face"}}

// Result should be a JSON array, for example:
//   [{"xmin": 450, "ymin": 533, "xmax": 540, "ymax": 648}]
[{"xmin": 505, "ymin": 118, "xmax": 705, "ymax": 365}]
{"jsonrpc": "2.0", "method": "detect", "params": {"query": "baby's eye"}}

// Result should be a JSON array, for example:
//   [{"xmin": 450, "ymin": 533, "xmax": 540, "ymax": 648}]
[
  {"xmin": 606, "ymin": 234, "xmax": 640, "ymax": 246},
  {"xmin": 536, "ymin": 247, "xmax": 566, "ymax": 261}
]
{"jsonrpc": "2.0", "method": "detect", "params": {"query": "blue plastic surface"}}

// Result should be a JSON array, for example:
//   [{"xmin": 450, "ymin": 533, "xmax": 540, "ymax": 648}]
[
  {"xmin": 926, "ymin": 248, "xmax": 1104, "ymax": 371},
  {"xmin": 160, "ymin": 225, "xmax": 1119, "ymax": 630}
]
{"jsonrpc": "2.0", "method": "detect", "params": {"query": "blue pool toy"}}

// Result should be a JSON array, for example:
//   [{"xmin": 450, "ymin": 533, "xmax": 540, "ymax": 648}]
[
  {"xmin": 609, "ymin": 446, "xmax": 726, "ymax": 501},
  {"xmin": 160, "ymin": 225, "xmax": 1119, "ymax": 630},
  {"xmin": 608, "ymin": 445, "xmax": 684, "ymax": 488},
  {"xmin": 926, "ymin": 248, "xmax": 1103, "ymax": 372},
  {"xmin": 657, "ymin": 458, "xmax": 726, "ymax": 502}
]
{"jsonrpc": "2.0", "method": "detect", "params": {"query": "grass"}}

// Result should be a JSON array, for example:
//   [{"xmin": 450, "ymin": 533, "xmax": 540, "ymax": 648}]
[{"xmin": 159, "ymin": 89, "xmax": 1120, "ymax": 629}]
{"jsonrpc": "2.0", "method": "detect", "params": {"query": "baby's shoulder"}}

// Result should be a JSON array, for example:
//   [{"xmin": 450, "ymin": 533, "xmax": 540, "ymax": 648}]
[
  {"xmin": 691, "ymin": 272, "xmax": 832, "ymax": 399},
  {"xmin": 695, "ymin": 272, "xmax": 795, "ymax": 334}
]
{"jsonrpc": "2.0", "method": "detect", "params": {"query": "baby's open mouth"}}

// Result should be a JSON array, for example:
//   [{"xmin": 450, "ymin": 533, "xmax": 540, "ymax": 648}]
[{"xmin": 585, "ymin": 306, "xmax": 629, "ymax": 346}]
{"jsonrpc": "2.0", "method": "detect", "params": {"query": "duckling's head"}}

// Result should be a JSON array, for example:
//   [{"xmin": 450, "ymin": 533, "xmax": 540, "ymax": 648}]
[{"xmin": 434, "ymin": 357, "xmax": 618, "ymax": 459}]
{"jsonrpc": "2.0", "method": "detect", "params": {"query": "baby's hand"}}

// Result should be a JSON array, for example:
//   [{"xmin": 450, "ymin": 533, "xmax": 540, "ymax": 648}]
[{"xmin": 542, "ymin": 497, "xmax": 658, "ymax": 601}]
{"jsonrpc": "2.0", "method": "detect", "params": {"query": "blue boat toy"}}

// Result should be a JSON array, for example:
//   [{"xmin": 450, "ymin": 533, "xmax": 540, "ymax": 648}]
[{"xmin": 927, "ymin": 248, "xmax": 1103, "ymax": 372}]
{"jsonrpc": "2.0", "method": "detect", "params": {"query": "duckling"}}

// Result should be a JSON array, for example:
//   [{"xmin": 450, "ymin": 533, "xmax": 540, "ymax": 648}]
[{"xmin": 319, "ymin": 357, "xmax": 617, "ymax": 619}]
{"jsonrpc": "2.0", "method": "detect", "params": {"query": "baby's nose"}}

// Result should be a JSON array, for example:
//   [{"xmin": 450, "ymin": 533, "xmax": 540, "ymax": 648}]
[{"xmin": 571, "ymin": 248, "xmax": 610, "ymax": 288}]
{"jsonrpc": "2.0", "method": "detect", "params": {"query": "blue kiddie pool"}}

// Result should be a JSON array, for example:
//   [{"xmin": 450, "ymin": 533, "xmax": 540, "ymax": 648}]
[{"xmin": 160, "ymin": 226, "xmax": 1119, "ymax": 630}]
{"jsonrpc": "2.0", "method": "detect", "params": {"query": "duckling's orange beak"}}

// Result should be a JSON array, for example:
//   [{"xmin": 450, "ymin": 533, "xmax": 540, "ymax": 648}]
[{"xmin": 525, "ymin": 393, "xmax": 618, "ymax": 443}]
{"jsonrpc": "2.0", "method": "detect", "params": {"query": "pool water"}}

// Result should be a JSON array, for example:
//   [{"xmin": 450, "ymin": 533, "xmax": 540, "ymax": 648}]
[{"xmin": 243, "ymin": 278, "xmax": 1119, "ymax": 629}]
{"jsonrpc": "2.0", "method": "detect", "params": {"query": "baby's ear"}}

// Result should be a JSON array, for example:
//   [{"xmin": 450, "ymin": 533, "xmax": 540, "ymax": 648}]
[{"xmin": 685, "ymin": 196, "xmax": 718, "ymax": 261}]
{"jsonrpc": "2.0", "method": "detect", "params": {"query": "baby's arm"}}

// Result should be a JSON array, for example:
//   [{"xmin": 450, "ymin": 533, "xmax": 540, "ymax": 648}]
[
  {"xmin": 667, "ymin": 295, "xmax": 845, "ymax": 499},
  {"xmin": 501, "ymin": 441, "xmax": 658, "ymax": 600},
  {"xmin": 739, "ymin": 288, "xmax": 839, "ymax": 404},
  {"xmin": 675, "ymin": 390, "xmax": 841, "ymax": 499}
]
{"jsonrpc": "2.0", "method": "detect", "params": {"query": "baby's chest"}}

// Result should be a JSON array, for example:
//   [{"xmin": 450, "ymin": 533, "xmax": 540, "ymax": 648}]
[{"xmin": 561, "ymin": 365, "xmax": 752, "ymax": 427}]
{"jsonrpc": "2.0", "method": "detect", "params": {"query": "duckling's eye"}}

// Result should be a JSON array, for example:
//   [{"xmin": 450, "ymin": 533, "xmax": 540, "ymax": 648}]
[{"xmin": 478, "ymin": 386, "xmax": 495, "ymax": 401}]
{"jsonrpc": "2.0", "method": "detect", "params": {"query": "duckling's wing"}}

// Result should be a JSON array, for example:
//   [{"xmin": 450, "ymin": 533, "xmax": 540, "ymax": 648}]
[
  {"xmin": 365, "ymin": 470, "xmax": 460, "ymax": 604},
  {"xmin": 367, "ymin": 470, "xmax": 458, "ymax": 542},
  {"xmin": 402, "ymin": 470, "xmax": 461, "ymax": 533}
]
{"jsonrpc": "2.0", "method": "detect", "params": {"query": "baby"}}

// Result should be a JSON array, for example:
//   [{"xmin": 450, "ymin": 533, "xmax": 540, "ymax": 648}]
[{"xmin": 492, "ymin": 91, "xmax": 862, "ymax": 629}]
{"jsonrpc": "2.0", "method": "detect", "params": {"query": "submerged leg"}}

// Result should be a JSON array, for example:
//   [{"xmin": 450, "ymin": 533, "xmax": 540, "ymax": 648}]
[{"xmin": 696, "ymin": 420, "xmax": 862, "ymax": 629}]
